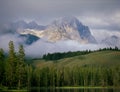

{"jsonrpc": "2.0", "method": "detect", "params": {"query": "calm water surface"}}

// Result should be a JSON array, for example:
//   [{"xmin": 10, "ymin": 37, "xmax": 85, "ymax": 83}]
[
  {"xmin": 2, "ymin": 88, "xmax": 120, "ymax": 92},
  {"xmin": 29, "ymin": 88, "xmax": 120, "ymax": 92}
]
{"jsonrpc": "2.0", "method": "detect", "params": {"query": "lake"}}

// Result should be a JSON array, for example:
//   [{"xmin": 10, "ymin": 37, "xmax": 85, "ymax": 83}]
[
  {"xmin": 2, "ymin": 88, "xmax": 120, "ymax": 92},
  {"xmin": 29, "ymin": 88, "xmax": 120, "ymax": 92}
]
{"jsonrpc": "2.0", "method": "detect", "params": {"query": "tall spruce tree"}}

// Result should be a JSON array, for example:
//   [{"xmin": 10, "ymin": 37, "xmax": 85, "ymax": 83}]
[
  {"xmin": 8, "ymin": 41, "xmax": 16, "ymax": 63},
  {"xmin": 0, "ymin": 48, "xmax": 5, "ymax": 85},
  {"xmin": 0, "ymin": 48, "xmax": 4, "ymax": 61},
  {"xmin": 18, "ymin": 45, "xmax": 25, "ymax": 63},
  {"xmin": 16, "ymin": 44, "xmax": 26, "ymax": 89},
  {"xmin": 5, "ymin": 41, "xmax": 17, "ymax": 87}
]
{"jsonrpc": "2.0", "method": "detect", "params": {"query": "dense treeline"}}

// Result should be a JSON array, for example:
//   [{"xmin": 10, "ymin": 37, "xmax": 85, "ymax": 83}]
[
  {"xmin": 0, "ymin": 41, "xmax": 120, "ymax": 89},
  {"xmin": 0, "ymin": 41, "xmax": 29, "ymax": 89},
  {"xmin": 42, "ymin": 46, "xmax": 119, "ymax": 60},
  {"xmin": 43, "ymin": 51, "xmax": 91, "ymax": 60},
  {"xmin": 32, "ymin": 65, "xmax": 120, "ymax": 87}
]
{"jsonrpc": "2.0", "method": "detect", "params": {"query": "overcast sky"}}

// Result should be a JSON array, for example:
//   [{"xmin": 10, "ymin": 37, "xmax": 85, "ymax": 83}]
[{"xmin": 0, "ymin": 0, "xmax": 120, "ymax": 35}]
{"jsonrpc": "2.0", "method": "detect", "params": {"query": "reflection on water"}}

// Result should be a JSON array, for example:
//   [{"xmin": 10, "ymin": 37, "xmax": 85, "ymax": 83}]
[{"xmin": 30, "ymin": 88, "xmax": 120, "ymax": 92}]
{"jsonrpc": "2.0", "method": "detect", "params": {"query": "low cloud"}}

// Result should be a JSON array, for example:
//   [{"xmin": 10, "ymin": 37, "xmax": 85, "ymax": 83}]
[
  {"xmin": 25, "ymin": 39, "xmax": 107, "ymax": 58},
  {"xmin": 90, "ymin": 29, "xmax": 120, "ymax": 42},
  {"xmin": 0, "ymin": 33, "xmax": 118, "ymax": 58},
  {"xmin": 0, "ymin": 33, "xmax": 25, "ymax": 51}
]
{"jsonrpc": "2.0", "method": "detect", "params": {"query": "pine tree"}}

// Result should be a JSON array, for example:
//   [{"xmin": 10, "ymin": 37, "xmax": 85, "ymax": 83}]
[
  {"xmin": 8, "ymin": 41, "xmax": 16, "ymax": 63},
  {"xmin": 0, "ymin": 48, "xmax": 4, "ymax": 62},
  {"xmin": 18, "ymin": 45, "xmax": 25, "ymax": 63},
  {"xmin": 0, "ymin": 48, "xmax": 5, "ymax": 85},
  {"xmin": 26, "ymin": 65, "xmax": 33, "ymax": 90},
  {"xmin": 16, "ymin": 44, "xmax": 27, "ymax": 89},
  {"xmin": 5, "ymin": 41, "xmax": 17, "ymax": 87}
]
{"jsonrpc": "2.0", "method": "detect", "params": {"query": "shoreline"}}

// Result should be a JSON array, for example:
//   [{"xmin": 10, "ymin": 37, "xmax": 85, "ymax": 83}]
[{"xmin": 1, "ymin": 86, "xmax": 120, "ymax": 91}]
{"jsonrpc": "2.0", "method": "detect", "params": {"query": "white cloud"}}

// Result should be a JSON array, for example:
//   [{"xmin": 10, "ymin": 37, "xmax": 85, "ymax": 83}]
[
  {"xmin": 90, "ymin": 29, "xmax": 120, "ymax": 42},
  {"xmin": 0, "ymin": 33, "xmax": 119, "ymax": 58},
  {"xmin": 79, "ymin": 16, "xmax": 109, "ymax": 28},
  {"xmin": 109, "ymin": 11, "xmax": 120, "ymax": 24},
  {"xmin": 0, "ymin": 34, "xmax": 25, "ymax": 51},
  {"xmin": 25, "ymin": 39, "xmax": 107, "ymax": 58},
  {"xmin": 79, "ymin": 10, "xmax": 120, "ymax": 31}
]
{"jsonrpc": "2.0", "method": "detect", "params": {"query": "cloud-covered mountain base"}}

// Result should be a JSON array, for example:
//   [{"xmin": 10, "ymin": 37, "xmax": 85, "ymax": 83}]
[
  {"xmin": 0, "ymin": 33, "xmax": 119, "ymax": 58},
  {"xmin": 0, "ymin": 16, "xmax": 120, "ymax": 58},
  {"xmin": 25, "ymin": 39, "xmax": 109, "ymax": 58}
]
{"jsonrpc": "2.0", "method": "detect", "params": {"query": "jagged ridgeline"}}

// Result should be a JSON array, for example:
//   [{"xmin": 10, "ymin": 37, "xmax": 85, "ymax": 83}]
[{"xmin": 13, "ymin": 16, "xmax": 96, "ymax": 44}]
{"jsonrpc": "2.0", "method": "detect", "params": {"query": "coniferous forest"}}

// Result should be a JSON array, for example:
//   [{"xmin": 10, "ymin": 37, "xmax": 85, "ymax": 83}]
[{"xmin": 0, "ymin": 41, "xmax": 120, "ymax": 90}]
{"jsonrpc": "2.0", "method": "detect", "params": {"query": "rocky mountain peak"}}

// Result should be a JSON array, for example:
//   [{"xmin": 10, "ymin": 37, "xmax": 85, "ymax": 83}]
[
  {"xmin": 51, "ymin": 16, "xmax": 82, "ymax": 29},
  {"xmin": 19, "ymin": 16, "xmax": 97, "ymax": 44}
]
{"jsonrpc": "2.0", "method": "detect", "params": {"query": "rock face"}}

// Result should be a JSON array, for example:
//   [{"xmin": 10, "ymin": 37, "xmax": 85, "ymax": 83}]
[
  {"xmin": 19, "ymin": 34, "xmax": 40, "ymax": 45},
  {"xmin": 20, "ymin": 16, "xmax": 96, "ymax": 44}
]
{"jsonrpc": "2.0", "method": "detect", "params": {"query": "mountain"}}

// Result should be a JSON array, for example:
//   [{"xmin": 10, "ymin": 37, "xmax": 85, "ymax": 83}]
[
  {"xmin": 19, "ymin": 34, "xmax": 40, "ymax": 45},
  {"xmin": 10, "ymin": 20, "xmax": 45, "ymax": 31},
  {"xmin": 20, "ymin": 16, "xmax": 97, "ymax": 44},
  {"xmin": 101, "ymin": 35, "xmax": 120, "ymax": 47}
]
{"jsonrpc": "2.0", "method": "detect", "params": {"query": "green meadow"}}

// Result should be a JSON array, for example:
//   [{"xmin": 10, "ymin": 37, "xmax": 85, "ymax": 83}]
[{"xmin": 33, "ymin": 50, "xmax": 120, "ymax": 68}]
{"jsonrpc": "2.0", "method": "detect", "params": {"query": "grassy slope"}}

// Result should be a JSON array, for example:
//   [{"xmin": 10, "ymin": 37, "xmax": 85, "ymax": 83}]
[{"xmin": 32, "ymin": 51, "xmax": 120, "ymax": 69}]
